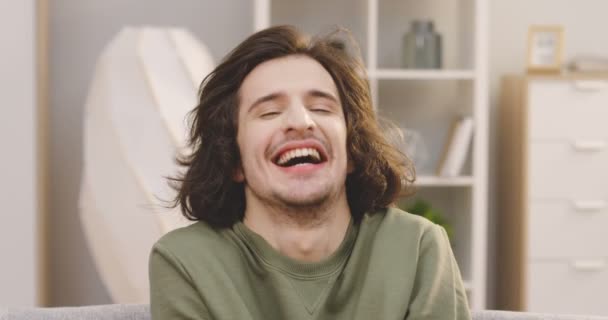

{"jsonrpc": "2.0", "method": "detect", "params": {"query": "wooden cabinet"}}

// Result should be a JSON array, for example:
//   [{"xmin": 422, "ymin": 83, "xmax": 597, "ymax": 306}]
[{"xmin": 498, "ymin": 75, "xmax": 608, "ymax": 316}]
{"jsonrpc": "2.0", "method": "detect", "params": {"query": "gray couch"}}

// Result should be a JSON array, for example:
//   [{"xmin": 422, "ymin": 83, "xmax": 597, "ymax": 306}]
[{"xmin": 1, "ymin": 304, "xmax": 608, "ymax": 320}]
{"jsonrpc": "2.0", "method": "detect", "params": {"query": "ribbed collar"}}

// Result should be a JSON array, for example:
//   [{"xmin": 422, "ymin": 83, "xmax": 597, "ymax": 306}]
[{"xmin": 233, "ymin": 218, "xmax": 358, "ymax": 279}]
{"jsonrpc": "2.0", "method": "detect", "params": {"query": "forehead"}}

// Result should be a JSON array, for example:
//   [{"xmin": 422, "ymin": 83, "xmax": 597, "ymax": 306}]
[{"xmin": 238, "ymin": 55, "xmax": 339, "ymax": 106}]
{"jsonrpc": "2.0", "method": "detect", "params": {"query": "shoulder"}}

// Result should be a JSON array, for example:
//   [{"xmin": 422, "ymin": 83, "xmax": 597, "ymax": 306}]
[
  {"xmin": 155, "ymin": 220, "xmax": 221, "ymax": 245},
  {"xmin": 368, "ymin": 207, "xmax": 443, "ymax": 237},
  {"xmin": 376, "ymin": 209, "xmax": 470, "ymax": 318},
  {"xmin": 364, "ymin": 207, "xmax": 450, "ymax": 253},
  {"xmin": 151, "ymin": 221, "xmax": 235, "ymax": 264}
]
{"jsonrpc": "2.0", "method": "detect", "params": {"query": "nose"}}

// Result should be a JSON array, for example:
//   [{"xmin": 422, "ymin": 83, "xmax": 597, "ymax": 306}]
[{"xmin": 283, "ymin": 101, "xmax": 315, "ymax": 133}]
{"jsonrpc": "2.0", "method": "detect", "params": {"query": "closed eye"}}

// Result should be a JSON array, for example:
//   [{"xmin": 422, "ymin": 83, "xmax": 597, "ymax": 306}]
[
  {"xmin": 260, "ymin": 111, "xmax": 280, "ymax": 119},
  {"xmin": 310, "ymin": 106, "xmax": 332, "ymax": 113}
]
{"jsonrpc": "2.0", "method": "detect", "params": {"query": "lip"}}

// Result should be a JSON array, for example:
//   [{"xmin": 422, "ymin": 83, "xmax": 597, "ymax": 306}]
[
  {"xmin": 270, "ymin": 139, "xmax": 329, "ymax": 165},
  {"xmin": 276, "ymin": 162, "xmax": 326, "ymax": 175}
]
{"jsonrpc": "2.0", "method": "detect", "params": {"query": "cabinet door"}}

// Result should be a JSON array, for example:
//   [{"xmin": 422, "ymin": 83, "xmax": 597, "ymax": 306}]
[
  {"xmin": 0, "ymin": 0, "xmax": 42, "ymax": 307},
  {"xmin": 528, "ymin": 201, "xmax": 608, "ymax": 258},
  {"xmin": 528, "ymin": 261, "xmax": 608, "ymax": 316},
  {"xmin": 528, "ymin": 80, "xmax": 608, "ymax": 140},
  {"xmin": 528, "ymin": 141, "xmax": 608, "ymax": 200}
]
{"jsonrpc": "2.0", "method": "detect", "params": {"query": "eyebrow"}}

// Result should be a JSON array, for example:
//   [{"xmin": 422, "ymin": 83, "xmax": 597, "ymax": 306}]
[
  {"xmin": 307, "ymin": 89, "xmax": 340, "ymax": 104},
  {"xmin": 248, "ymin": 93, "xmax": 283, "ymax": 113},
  {"xmin": 248, "ymin": 89, "xmax": 340, "ymax": 113}
]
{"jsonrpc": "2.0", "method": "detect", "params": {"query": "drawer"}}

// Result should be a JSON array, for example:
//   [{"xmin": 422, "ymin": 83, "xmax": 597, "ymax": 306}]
[
  {"xmin": 528, "ymin": 80, "xmax": 608, "ymax": 140},
  {"xmin": 527, "ymin": 261, "xmax": 608, "ymax": 315},
  {"xmin": 528, "ymin": 201, "xmax": 608, "ymax": 258},
  {"xmin": 528, "ymin": 141, "xmax": 608, "ymax": 199}
]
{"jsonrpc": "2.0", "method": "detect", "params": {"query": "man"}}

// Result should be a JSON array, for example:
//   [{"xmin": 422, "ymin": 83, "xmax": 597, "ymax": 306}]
[{"xmin": 149, "ymin": 25, "xmax": 471, "ymax": 319}]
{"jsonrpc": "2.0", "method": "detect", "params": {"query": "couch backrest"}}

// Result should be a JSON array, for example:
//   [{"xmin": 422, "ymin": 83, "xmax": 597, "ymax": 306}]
[
  {"xmin": 473, "ymin": 310, "xmax": 608, "ymax": 320},
  {"xmin": 1, "ymin": 304, "xmax": 607, "ymax": 320},
  {"xmin": 0, "ymin": 304, "xmax": 149, "ymax": 320}
]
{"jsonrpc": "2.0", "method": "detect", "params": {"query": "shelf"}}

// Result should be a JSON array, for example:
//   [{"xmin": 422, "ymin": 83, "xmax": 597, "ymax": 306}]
[
  {"xmin": 376, "ymin": 0, "xmax": 476, "ymax": 70},
  {"xmin": 413, "ymin": 175, "xmax": 474, "ymax": 187},
  {"xmin": 370, "ymin": 69, "xmax": 475, "ymax": 80}
]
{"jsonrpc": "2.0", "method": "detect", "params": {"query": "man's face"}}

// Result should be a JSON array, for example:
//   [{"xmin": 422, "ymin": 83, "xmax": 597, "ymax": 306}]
[{"xmin": 235, "ymin": 55, "xmax": 351, "ymax": 211}]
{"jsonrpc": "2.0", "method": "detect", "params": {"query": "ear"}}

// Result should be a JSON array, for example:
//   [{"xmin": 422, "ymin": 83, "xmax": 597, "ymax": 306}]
[{"xmin": 233, "ymin": 165, "xmax": 245, "ymax": 182}]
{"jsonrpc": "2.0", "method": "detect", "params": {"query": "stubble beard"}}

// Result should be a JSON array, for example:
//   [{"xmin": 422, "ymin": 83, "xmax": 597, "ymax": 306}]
[{"xmin": 249, "ymin": 182, "xmax": 343, "ymax": 228}]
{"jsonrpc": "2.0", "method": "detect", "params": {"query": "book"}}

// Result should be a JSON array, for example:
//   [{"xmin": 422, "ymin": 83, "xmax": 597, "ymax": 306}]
[{"xmin": 436, "ymin": 116, "xmax": 474, "ymax": 177}]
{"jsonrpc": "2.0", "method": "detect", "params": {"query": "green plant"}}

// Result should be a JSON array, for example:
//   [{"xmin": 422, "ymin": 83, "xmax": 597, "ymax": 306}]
[{"xmin": 405, "ymin": 198, "xmax": 454, "ymax": 241}]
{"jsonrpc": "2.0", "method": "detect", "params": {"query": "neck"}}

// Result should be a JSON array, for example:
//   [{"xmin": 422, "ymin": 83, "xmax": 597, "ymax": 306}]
[{"xmin": 243, "ymin": 191, "xmax": 352, "ymax": 263}]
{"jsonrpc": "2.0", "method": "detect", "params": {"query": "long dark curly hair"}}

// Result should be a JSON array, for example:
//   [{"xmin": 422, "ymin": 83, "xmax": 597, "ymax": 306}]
[{"xmin": 170, "ymin": 25, "xmax": 415, "ymax": 228}]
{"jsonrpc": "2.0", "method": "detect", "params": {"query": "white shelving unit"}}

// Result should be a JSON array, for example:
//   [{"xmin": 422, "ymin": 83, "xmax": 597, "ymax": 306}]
[
  {"xmin": 372, "ymin": 69, "xmax": 476, "ymax": 80},
  {"xmin": 253, "ymin": 0, "xmax": 488, "ymax": 309},
  {"xmin": 415, "ymin": 175, "xmax": 475, "ymax": 187}
]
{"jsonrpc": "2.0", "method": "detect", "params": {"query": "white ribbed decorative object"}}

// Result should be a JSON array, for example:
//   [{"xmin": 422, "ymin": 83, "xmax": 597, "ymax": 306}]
[{"xmin": 79, "ymin": 27, "xmax": 214, "ymax": 303}]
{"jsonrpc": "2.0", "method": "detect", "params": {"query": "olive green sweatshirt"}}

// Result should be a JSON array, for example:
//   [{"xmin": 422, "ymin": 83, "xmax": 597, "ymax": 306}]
[{"xmin": 149, "ymin": 207, "xmax": 471, "ymax": 319}]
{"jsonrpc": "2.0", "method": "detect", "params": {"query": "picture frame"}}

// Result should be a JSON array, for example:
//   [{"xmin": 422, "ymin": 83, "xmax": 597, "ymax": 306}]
[{"xmin": 526, "ymin": 25, "xmax": 564, "ymax": 73}]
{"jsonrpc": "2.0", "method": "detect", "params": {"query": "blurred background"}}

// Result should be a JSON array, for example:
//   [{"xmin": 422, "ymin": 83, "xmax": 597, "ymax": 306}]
[{"xmin": 2, "ymin": 0, "xmax": 608, "ymax": 315}]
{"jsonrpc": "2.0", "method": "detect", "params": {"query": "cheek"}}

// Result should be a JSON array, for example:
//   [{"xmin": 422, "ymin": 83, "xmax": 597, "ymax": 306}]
[
  {"xmin": 239, "ymin": 125, "xmax": 271, "ymax": 164},
  {"xmin": 333, "ymin": 121, "xmax": 349, "ymax": 153}
]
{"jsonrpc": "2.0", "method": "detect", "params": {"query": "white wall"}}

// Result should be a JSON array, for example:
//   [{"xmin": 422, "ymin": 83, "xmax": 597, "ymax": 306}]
[
  {"xmin": 487, "ymin": 0, "xmax": 608, "ymax": 308},
  {"xmin": 489, "ymin": 0, "xmax": 608, "ymax": 95},
  {"xmin": 0, "ymin": 0, "xmax": 39, "ymax": 308},
  {"xmin": 48, "ymin": 0, "xmax": 252, "ymax": 306}
]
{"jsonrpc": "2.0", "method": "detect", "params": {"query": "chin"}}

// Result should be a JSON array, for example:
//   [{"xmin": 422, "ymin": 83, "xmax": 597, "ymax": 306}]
[
  {"xmin": 284, "ymin": 196, "xmax": 328, "ymax": 208},
  {"xmin": 277, "ymin": 187, "xmax": 336, "ymax": 208}
]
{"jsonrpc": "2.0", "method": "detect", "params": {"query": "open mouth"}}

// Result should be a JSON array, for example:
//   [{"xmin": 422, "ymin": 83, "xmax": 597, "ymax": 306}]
[{"xmin": 273, "ymin": 147, "xmax": 326, "ymax": 168}]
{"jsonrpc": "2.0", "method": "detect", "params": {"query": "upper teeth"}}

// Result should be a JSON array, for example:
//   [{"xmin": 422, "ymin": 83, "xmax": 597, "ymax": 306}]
[{"xmin": 277, "ymin": 148, "xmax": 321, "ymax": 165}]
